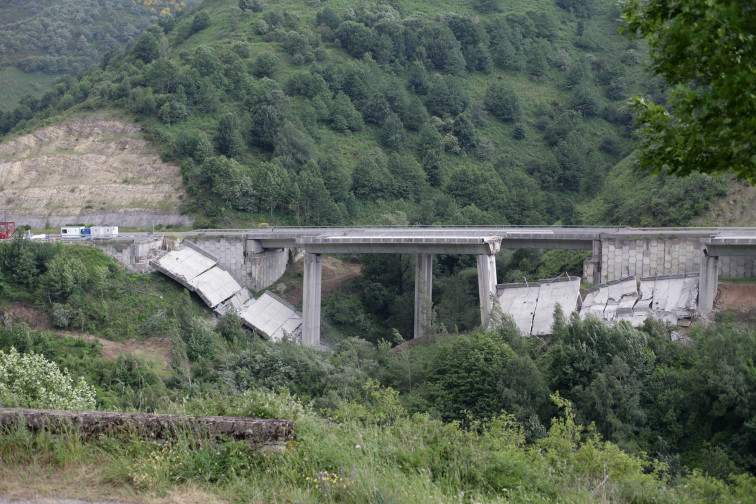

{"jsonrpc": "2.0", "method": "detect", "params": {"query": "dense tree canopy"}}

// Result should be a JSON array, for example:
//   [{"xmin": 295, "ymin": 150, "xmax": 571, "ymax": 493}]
[{"xmin": 622, "ymin": 0, "xmax": 756, "ymax": 181}]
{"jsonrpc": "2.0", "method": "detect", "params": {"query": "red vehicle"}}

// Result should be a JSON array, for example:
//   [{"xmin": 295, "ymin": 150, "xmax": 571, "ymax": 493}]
[{"xmin": 0, "ymin": 222, "xmax": 16, "ymax": 240}]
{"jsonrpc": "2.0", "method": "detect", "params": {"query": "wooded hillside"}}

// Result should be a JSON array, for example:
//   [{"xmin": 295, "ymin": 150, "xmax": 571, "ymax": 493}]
[
  {"xmin": 0, "ymin": 0, "xmax": 201, "ymax": 107},
  {"xmin": 0, "ymin": 0, "xmax": 727, "ymax": 228}
]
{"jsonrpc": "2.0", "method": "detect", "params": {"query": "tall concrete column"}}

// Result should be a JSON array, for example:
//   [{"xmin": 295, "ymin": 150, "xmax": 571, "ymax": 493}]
[
  {"xmin": 698, "ymin": 250, "xmax": 718, "ymax": 317},
  {"xmin": 302, "ymin": 252, "xmax": 322, "ymax": 346},
  {"xmin": 477, "ymin": 253, "xmax": 498, "ymax": 328},
  {"xmin": 591, "ymin": 238, "xmax": 602, "ymax": 285},
  {"xmin": 414, "ymin": 253, "xmax": 433, "ymax": 339}
]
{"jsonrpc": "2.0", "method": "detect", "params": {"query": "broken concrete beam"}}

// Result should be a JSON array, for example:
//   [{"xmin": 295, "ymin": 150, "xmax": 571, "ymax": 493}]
[
  {"xmin": 0, "ymin": 408, "xmax": 293, "ymax": 448},
  {"xmin": 496, "ymin": 283, "xmax": 540, "ymax": 335},
  {"xmin": 531, "ymin": 277, "xmax": 581, "ymax": 335}
]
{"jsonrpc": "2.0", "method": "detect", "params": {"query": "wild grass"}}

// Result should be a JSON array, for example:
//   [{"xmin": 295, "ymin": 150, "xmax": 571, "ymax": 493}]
[
  {"xmin": 0, "ymin": 389, "xmax": 754, "ymax": 503},
  {"xmin": 0, "ymin": 68, "xmax": 58, "ymax": 109}
]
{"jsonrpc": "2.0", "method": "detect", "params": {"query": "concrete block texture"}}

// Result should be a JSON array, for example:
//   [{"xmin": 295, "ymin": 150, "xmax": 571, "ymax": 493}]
[
  {"xmin": 191, "ymin": 237, "xmax": 289, "ymax": 291},
  {"xmin": 597, "ymin": 238, "xmax": 756, "ymax": 283}
]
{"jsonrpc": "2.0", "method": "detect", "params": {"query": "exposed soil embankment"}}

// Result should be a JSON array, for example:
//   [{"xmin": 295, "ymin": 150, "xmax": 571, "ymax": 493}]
[
  {"xmin": 281, "ymin": 256, "xmax": 362, "ymax": 306},
  {"xmin": 1, "ymin": 302, "xmax": 171, "ymax": 374},
  {"xmin": 0, "ymin": 114, "xmax": 192, "ymax": 227},
  {"xmin": 714, "ymin": 283, "xmax": 756, "ymax": 313}
]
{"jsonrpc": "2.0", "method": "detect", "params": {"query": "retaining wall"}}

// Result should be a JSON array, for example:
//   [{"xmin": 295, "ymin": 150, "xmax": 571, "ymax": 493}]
[
  {"xmin": 595, "ymin": 238, "xmax": 756, "ymax": 283},
  {"xmin": 191, "ymin": 236, "xmax": 290, "ymax": 291},
  {"xmin": 92, "ymin": 237, "xmax": 164, "ymax": 273}
]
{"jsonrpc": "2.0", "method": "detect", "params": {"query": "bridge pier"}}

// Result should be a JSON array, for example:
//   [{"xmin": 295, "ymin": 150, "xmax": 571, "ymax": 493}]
[
  {"xmin": 477, "ymin": 253, "xmax": 498, "ymax": 328},
  {"xmin": 591, "ymin": 238, "xmax": 602, "ymax": 284},
  {"xmin": 414, "ymin": 254, "xmax": 433, "ymax": 339},
  {"xmin": 302, "ymin": 252, "xmax": 322, "ymax": 346},
  {"xmin": 698, "ymin": 251, "xmax": 718, "ymax": 317}
]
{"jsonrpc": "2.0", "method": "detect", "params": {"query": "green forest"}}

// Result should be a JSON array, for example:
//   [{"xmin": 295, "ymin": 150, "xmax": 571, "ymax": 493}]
[
  {"xmin": 0, "ymin": 0, "xmax": 202, "ymax": 106},
  {"xmin": 0, "ymin": 0, "xmax": 729, "ymax": 228}
]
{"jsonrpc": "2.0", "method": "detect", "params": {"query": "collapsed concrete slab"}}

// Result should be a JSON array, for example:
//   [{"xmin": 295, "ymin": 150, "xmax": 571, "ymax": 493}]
[
  {"xmin": 151, "ymin": 242, "xmax": 242, "ymax": 309},
  {"xmin": 151, "ymin": 244, "xmax": 217, "ymax": 287},
  {"xmin": 214, "ymin": 289, "xmax": 253, "ymax": 316},
  {"xmin": 578, "ymin": 274, "xmax": 699, "ymax": 328},
  {"xmin": 152, "ymin": 242, "xmax": 303, "ymax": 341},
  {"xmin": 239, "ymin": 291, "xmax": 303, "ymax": 342},
  {"xmin": 189, "ymin": 266, "xmax": 244, "ymax": 308},
  {"xmin": 498, "ymin": 272, "xmax": 702, "ymax": 334},
  {"xmin": 582, "ymin": 276, "xmax": 638, "ymax": 323},
  {"xmin": 532, "ymin": 278, "xmax": 582, "ymax": 335},
  {"xmin": 496, "ymin": 276, "xmax": 581, "ymax": 336},
  {"xmin": 640, "ymin": 273, "xmax": 698, "ymax": 325},
  {"xmin": 496, "ymin": 283, "xmax": 540, "ymax": 335}
]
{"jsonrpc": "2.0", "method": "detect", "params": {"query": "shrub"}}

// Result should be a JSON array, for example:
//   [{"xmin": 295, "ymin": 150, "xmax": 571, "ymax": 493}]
[
  {"xmin": 484, "ymin": 81, "xmax": 523, "ymax": 122},
  {"xmin": 0, "ymin": 347, "xmax": 96, "ymax": 410},
  {"xmin": 191, "ymin": 11, "xmax": 211, "ymax": 34}
]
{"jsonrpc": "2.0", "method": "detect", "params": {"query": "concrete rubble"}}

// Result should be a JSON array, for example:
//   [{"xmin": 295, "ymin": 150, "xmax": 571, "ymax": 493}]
[
  {"xmin": 151, "ymin": 241, "xmax": 302, "ymax": 341},
  {"xmin": 498, "ymin": 273, "xmax": 701, "ymax": 335},
  {"xmin": 581, "ymin": 276, "xmax": 640, "ymax": 325},
  {"xmin": 639, "ymin": 273, "xmax": 699, "ymax": 326},
  {"xmin": 581, "ymin": 273, "xmax": 698, "ymax": 327},
  {"xmin": 238, "ymin": 292, "xmax": 303, "ymax": 342}
]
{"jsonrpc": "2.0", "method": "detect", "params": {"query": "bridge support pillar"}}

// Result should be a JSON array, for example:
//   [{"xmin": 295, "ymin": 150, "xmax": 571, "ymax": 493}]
[
  {"xmin": 592, "ymin": 238, "xmax": 602, "ymax": 285},
  {"xmin": 477, "ymin": 253, "xmax": 498, "ymax": 328},
  {"xmin": 698, "ymin": 251, "xmax": 718, "ymax": 317},
  {"xmin": 414, "ymin": 254, "xmax": 433, "ymax": 339},
  {"xmin": 302, "ymin": 252, "xmax": 322, "ymax": 346}
]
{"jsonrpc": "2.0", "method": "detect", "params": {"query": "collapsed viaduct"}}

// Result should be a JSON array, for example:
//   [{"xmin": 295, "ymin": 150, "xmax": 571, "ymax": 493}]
[{"xmin": 95, "ymin": 227, "xmax": 756, "ymax": 346}]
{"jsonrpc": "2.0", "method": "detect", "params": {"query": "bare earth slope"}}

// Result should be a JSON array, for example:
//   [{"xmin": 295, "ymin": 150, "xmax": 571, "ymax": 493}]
[
  {"xmin": 0, "ymin": 114, "xmax": 193, "ymax": 228},
  {"xmin": 693, "ymin": 178, "xmax": 756, "ymax": 227}
]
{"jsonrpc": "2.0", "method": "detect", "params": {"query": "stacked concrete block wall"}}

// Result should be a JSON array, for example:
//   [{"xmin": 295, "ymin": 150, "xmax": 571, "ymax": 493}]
[
  {"xmin": 600, "ymin": 239, "xmax": 701, "ymax": 283},
  {"xmin": 93, "ymin": 237, "xmax": 163, "ymax": 273},
  {"xmin": 191, "ymin": 236, "xmax": 289, "ymax": 291},
  {"xmin": 597, "ymin": 238, "xmax": 756, "ymax": 283},
  {"xmin": 718, "ymin": 255, "xmax": 756, "ymax": 277}
]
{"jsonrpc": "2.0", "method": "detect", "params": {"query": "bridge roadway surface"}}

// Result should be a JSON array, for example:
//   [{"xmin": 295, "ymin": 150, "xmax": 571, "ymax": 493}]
[{"xmin": 121, "ymin": 225, "xmax": 756, "ymax": 250}]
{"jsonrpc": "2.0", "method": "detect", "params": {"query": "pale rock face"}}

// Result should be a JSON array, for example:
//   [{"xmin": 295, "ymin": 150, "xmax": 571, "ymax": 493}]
[{"xmin": 0, "ymin": 115, "xmax": 190, "ymax": 227}]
